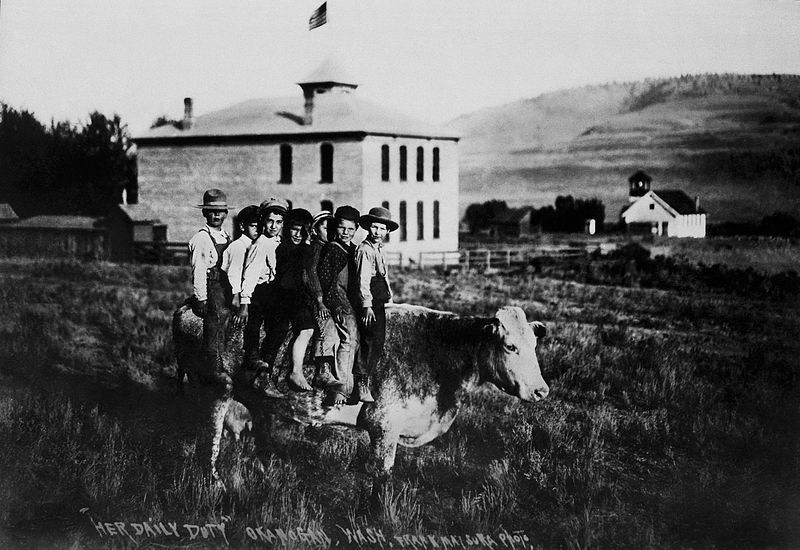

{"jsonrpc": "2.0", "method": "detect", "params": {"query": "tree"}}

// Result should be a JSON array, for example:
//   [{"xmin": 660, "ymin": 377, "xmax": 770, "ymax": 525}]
[
  {"xmin": 0, "ymin": 104, "xmax": 137, "ymax": 217},
  {"xmin": 464, "ymin": 200, "xmax": 508, "ymax": 234}
]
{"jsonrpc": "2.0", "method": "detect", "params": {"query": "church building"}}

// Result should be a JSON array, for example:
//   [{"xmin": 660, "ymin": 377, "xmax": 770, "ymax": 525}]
[{"xmin": 133, "ymin": 59, "xmax": 460, "ymax": 262}]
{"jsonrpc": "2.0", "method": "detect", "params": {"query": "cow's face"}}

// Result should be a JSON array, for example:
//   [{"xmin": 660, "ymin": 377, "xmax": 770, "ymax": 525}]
[{"xmin": 484, "ymin": 307, "xmax": 549, "ymax": 402}]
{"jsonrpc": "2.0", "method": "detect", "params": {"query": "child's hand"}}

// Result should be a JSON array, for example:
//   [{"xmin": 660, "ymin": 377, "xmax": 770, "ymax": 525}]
[
  {"xmin": 192, "ymin": 300, "xmax": 207, "ymax": 318},
  {"xmin": 233, "ymin": 304, "xmax": 249, "ymax": 328},
  {"xmin": 317, "ymin": 299, "xmax": 330, "ymax": 321},
  {"xmin": 361, "ymin": 306, "xmax": 376, "ymax": 327}
]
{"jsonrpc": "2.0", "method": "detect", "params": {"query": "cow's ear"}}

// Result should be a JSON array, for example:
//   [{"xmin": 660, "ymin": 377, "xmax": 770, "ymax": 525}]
[
  {"xmin": 529, "ymin": 321, "xmax": 546, "ymax": 339},
  {"xmin": 482, "ymin": 319, "xmax": 503, "ymax": 339}
]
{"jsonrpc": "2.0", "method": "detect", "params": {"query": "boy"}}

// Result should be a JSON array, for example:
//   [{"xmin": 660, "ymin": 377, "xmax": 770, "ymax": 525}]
[
  {"xmin": 188, "ymin": 188, "xmax": 232, "ymax": 319},
  {"xmin": 188, "ymin": 188, "xmax": 232, "ymax": 382},
  {"xmin": 351, "ymin": 206, "xmax": 397, "ymax": 403},
  {"xmin": 221, "ymin": 204, "xmax": 259, "ymax": 329},
  {"xmin": 240, "ymin": 197, "xmax": 289, "ymax": 398},
  {"xmin": 303, "ymin": 210, "xmax": 338, "ymax": 388},
  {"xmin": 316, "ymin": 205, "xmax": 361, "ymax": 405}
]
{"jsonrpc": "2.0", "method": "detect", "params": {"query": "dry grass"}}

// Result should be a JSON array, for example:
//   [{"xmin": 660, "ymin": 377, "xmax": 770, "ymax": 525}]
[{"xmin": 0, "ymin": 257, "xmax": 797, "ymax": 548}]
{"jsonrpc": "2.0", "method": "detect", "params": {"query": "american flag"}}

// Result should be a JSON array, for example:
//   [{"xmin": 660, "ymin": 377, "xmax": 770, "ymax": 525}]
[{"xmin": 309, "ymin": 2, "xmax": 327, "ymax": 30}]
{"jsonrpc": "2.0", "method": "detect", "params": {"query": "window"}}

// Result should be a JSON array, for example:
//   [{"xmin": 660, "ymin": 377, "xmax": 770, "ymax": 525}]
[
  {"xmin": 381, "ymin": 144, "xmax": 390, "ymax": 182},
  {"xmin": 399, "ymin": 146, "xmax": 407, "ymax": 181},
  {"xmin": 433, "ymin": 201, "xmax": 440, "ymax": 239},
  {"xmin": 399, "ymin": 201, "xmax": 407, "ymax": 241},
  {"xmin": 320, "ymin": 143, "xmax": 333, "ymax": 183},
  {"xmin": 321, "ymin": 199, "xmax": 333, "ymax": 213},
  {"xmin": 417, "ymin": 201, "xmax": 424, "ymax": 240},
  {"xmin": 432, "ymin": 147, "xmax": 440, "ymax": 182},
  {"xmin": 416, "ymin": 146, "xmax": 424, "ymax": 182},
  {"xmin": 382, "ymin": 201, "xmax": 390, "ymax": 242},
  {"xmin": 279, "ymin": 144, "xmax": 292, "ymax": 183},
  {"xmin": 649, "ymin": 203, "xmax": 655, "ymax": 210}
]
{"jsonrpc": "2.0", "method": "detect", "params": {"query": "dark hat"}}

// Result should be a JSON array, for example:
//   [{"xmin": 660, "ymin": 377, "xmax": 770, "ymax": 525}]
[
  {"xmin": 195, "ymin": 188, "xmax": 229, "ymax": 210},
  {"xmin": 359, "ymin": 206, "xmax": 398, "ymax": 232},
  {"xmin": 236, "ymin": 205, "xmax": 259, "ymax": 226},
  {"xmin": 334, "ymin": 205, "xmax": 360, "ymax": 223},
  {"xmin": 287, "ymin": 208, "xmax": 313, "ymax": 227},
  {"xmin": 258, "ymin": 197, "xmax": 289, "ymax": 217}
]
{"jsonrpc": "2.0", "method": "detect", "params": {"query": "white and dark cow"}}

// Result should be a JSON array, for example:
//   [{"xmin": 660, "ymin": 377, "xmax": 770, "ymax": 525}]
[{"xmin": 172, "ymin": 302, "xmax": 549, "ymax": 481}]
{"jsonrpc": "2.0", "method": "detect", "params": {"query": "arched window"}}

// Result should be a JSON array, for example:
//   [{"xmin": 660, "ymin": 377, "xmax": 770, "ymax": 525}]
[
  {"xmin": 433, "ymin": 200, "xmax": 440, "ymax": 239},
  {"xmin": 416, "ymin": 146, "xmax": 424, "ymax": 182},
  {"xmin": 320, "ymin": 143, "xmax": 334, "ymax": 183},
  {"xmin": 432, "ymin": 147, "xmax": 440, "ymax": 182},
  {"xmin": 381, "ymin": 145, "xmax": 390, "ymax": 182},
  {"xmin": 382, "ymin": 201, "xmax": 391, "ymax": 242},
  {"xmin": 399, "ymin": 146, "xmax": 407, "ymax": 181},
  {"xmin": 417, "ymin": 201, "xmax": 424, "ymax": 240},
  {"xmin": 279, "ymin": 144, "xmax": 292, "ymax": 183},
  {"xmin": 399, "ymin": 201, "xmax": 407, "ymax": 242},
  {"xmin": 320, "ymin": 199, "xmax": 333, "ymax": 213}
]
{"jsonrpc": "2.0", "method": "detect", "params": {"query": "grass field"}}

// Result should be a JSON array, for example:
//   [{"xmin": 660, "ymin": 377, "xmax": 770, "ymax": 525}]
[{"xmin": 0, "ymin": 257, "xmax": 798, "ymax": 548}]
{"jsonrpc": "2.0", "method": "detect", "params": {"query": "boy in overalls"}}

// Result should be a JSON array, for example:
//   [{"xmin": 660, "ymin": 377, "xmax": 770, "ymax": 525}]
[
  {"xmin": 351, "ymin": 207, "xmax": 397, "ymax": 403},
  {"xmin": 188, "ymin": 189, "xmax": 232, "ymax": 381}
]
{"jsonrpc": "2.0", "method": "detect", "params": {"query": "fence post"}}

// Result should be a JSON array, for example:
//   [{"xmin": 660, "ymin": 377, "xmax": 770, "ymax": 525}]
[
  {"xmin": 464, "ymin": 250, "xmax": 469, "ymax": 269},
  {"xmin": 506, "ymin": 249, "xmax": 511, "ymax": 266},
  {"xmin": 486, "ymin": 250, "xmax": 491, "ymax": 270},
  {"xmin": 419, "ymin": 252, "xmax": 423, "ymax": 269},
  {"xmin": 442, "ymin": 252, "xmax": 447, "ymax": 269}
]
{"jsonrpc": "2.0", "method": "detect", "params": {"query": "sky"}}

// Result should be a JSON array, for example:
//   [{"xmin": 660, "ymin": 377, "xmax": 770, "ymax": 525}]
[{"xmin": 1, "ymin": 0, "xmax": 799, "ymax": 135}]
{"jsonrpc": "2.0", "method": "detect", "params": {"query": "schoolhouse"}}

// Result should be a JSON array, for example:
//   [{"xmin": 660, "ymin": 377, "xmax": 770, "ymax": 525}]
[
  {"xmin": 621, "ymin": 171, "xmax": 706, "ymax": 238},
  {"xmin": 133, "ymin": 58, "xmax": 460, "ymax": 263}
]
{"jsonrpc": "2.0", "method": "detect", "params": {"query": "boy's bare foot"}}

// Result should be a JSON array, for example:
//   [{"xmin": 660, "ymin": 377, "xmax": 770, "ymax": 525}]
[
  {"xmin": 322, "ymin": 390, "xmax": 347, "ymax": 407},
  {"xmin": 287, "ymin": 371, "xmax": 312, "ymax": 392}
]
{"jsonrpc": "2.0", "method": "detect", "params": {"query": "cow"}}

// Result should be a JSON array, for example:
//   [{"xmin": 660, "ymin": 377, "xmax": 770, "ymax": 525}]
[{"xmin": 172, "ymin": 301, "xmax": 549, "ymax": 483}]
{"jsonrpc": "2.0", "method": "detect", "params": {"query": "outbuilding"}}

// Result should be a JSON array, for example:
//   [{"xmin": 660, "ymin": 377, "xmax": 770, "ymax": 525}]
[{"xmin": 622, "ymin": 189, "xmax": 706, "ymax": 238}]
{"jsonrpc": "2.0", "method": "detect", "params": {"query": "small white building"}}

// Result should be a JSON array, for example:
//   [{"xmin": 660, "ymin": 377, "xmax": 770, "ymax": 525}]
[{"xmin": 622, "ymin": 189, "xmax": 706, "ymax": 238}]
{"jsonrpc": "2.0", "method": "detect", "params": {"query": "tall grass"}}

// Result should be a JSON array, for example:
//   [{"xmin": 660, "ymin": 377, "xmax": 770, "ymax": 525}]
[{"xmin": 0, "ymin": 258, "xmax": 797, "ymax": 547}]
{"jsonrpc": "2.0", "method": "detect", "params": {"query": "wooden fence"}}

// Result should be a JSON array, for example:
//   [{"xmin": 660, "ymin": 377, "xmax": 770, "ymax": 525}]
[{"xmin": 131, "ymin": 243, "xmax": 591, "ymax": 269}]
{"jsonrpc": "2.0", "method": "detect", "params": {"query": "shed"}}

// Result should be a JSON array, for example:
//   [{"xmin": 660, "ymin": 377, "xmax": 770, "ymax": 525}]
[
  {"xmin": 489, "ymin": 208, "xmax": 533, "ymax": 238},
  {"xmin": 105, "ymin": 203, "xmax": 166, "ymax": 262},
  {"xmin": 0, "ymin": 215, "xmax": 107, "ymax": 259}
]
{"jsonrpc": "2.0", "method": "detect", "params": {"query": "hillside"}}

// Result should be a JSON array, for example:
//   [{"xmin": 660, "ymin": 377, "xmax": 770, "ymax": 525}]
[{"xmin": 449, "ymin": 74, "xmax": 800, "ymax": 223}]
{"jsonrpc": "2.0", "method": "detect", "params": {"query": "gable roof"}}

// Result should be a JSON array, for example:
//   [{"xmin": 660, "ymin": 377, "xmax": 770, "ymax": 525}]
[
  {"xmin": 0, "ymin": 203, "xmax": 19, "ymax": 222},
  {"xmin": 653, "ymin": 190, "xmax": 705, "ymax": 215},
  {"xmin": 114, "ymin": 203, "xmax": 161, "ymax": 223},
  {"xmin": 491, "ymin": 208, "xmax": 532, "ymax": 225},
  {"xmin": 135, "ymin": 93, "xmax": 459, "ymax": 143}
]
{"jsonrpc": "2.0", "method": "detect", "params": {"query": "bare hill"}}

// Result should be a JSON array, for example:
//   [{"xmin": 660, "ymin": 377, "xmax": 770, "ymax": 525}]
[{"xmin": 450, "ymin": 74, "xmax": 800, "ymax": 223}]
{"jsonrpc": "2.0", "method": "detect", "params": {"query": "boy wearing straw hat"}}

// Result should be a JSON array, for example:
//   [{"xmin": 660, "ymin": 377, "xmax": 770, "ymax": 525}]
[
  {"xmin": 350, "ymin": 206, "xmax": 398, "ymax": 403},
  {"xmin": 188, "ymin": 189, "xmax": 232, "ymax": 319}
]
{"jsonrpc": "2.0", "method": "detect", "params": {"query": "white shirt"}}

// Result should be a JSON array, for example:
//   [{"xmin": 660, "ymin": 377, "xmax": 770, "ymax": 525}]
[
  {"xmin": 240, "ymin": 234, "xmax": 280, "ymax": 305},
  {"xmin": 221, "ymin": 234, "xmax": 254, "ymax": 297},
  {"xmin": 188, "ymin": 225, "xmax": 230, "ymax": 301}
]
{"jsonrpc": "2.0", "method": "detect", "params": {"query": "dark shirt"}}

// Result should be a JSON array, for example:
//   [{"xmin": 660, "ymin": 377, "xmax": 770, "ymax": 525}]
[
  {"xmin": 317, "ymin": 240, "xmax": 356, "ymax": 316},
  {"xmin": 274, "ymin": 241, "xmax": 305, "ymax": 291}
]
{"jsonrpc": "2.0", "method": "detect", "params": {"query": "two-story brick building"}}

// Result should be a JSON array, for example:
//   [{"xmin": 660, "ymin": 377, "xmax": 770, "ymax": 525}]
[{"xmin": 133, "ymin": 58, "xmax": 460, "ymax": 263}]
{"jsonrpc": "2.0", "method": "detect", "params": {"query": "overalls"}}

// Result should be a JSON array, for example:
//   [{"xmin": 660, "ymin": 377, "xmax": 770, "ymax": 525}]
[{"xmin": 202, "ymin": 229, "xmax": 232, "ymax": 380}]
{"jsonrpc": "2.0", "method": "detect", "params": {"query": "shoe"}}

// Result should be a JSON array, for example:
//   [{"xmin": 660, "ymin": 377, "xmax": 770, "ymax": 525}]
[
  {"xmin": 312, "ymin": 356, "xmax": 339, "ymax": 388},
  {"xmin": 250, "ymin": 361, "xmax": 285, "ymax": 399},
  {"xmin": 350, "ymin": 375, "xmax": 375, "ymax": 404}
]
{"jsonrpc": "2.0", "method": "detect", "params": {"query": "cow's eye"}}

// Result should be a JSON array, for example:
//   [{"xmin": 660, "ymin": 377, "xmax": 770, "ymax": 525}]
[{"xmin": 505, "ymin": 344, "xmax": 519, "ymax": 354}]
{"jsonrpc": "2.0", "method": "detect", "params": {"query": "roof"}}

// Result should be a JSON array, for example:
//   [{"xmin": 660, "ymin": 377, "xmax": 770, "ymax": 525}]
[
  {"xmin": 653, "ymin": 190, "xmax": 705, "ymax": 215},
  {"xmin": 114, "ymin": 203, "xmax": 161, "ymax": 223},
  {"xmin": 135, "ymin": 93, "xmax": 459, "ymax": 143},
  {"xmin": 15, "ymin": 215, "xmax": 100, "ymax": 229},
  {"xmin": 298, "ymin": 56, "xmax": 358, "ymax": 88},
  {"xmin": 0, "ymin": 203, "xmax": 19, "ymax": 222},
  {"xmin": 490, "ymin": 208, "xmax": 532, "ymax": 225}
]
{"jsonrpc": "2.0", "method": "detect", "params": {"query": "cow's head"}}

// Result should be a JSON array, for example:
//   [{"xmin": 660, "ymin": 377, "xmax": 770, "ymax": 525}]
[{"xmin": 482, "ymin": 307, "xmax": 549, "ymax": 402}]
